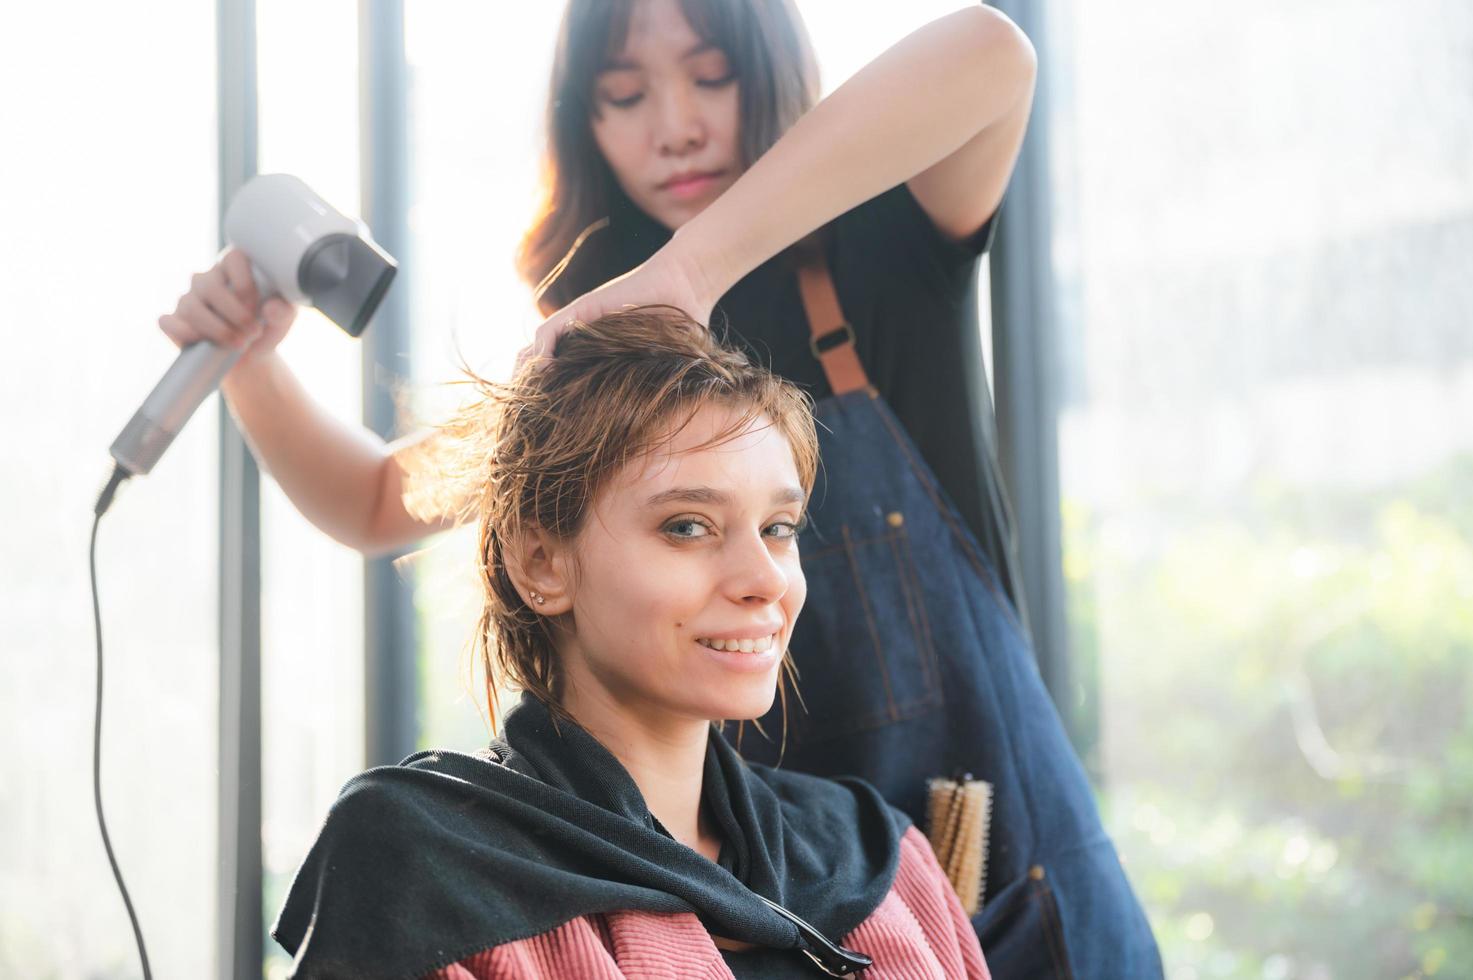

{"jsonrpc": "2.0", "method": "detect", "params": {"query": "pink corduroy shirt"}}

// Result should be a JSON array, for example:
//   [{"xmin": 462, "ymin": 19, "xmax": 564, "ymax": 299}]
[{"xmin": 426, "ymin": 825, "xmax": 990, "ymax": 980}]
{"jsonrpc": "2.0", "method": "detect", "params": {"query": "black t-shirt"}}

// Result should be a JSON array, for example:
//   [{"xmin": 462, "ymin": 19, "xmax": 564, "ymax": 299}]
[{"xmin": 578, "ymin": 184, "xmax": 1025, "ymax": 613}]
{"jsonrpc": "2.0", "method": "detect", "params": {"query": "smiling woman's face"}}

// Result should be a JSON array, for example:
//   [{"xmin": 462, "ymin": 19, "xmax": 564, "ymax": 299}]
[
  {"xmin": 557, "ymin": 403, "xmax": 807, "ymax": 725},
  {"xmin": 590, "ymin": 0, "xmax": 743, "ymax": 230}
]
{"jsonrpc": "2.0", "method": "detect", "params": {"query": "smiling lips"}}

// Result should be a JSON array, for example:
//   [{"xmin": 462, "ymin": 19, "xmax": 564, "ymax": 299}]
[{"xmin": 696, "ymin": 633, "xmax": 777, "ymax": 654}]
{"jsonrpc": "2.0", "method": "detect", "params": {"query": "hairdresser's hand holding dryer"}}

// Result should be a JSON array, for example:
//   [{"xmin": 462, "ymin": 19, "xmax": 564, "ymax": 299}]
[{"xmin": 159, "ymin": 3, "xmax": 1163, "ymax": 976}]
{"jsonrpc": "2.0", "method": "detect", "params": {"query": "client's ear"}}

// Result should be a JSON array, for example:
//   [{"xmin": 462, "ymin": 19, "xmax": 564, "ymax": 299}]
[{"xmin": 505, "ymin": 527, "xmax": 574, "ymax": 616}]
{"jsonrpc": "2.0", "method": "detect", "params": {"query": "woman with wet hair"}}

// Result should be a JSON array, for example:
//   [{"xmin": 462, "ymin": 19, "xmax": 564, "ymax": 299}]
[
  {"xmin": 165, "ymin": 2, "xmax": 1159, "ymax": 974},
  {"xmin": 274, "ymin": 308, "xmax": 991, "ymax": 978}
]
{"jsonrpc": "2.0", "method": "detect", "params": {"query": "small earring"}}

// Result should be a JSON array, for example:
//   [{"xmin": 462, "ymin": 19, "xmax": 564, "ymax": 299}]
[{"xmin": 529, "ymin": 591, "xmax": 546, "ymax": 606}]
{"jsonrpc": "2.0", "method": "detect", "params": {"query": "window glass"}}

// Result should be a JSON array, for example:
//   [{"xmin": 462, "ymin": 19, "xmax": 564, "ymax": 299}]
[
  {"xmin": 255, "ymin": 2, "xmax": 366, "ymax": 977},
  {"xmin": 1048, "ymin": 0, "xmax": 1473, "ymax": 973},
  {"xmin": 0, "ymin": 4, "xmax": 219, "ymax": 976}
]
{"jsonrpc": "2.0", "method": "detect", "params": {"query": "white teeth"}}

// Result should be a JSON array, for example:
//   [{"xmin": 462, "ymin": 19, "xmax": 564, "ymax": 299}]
[{"xmin": 697, "ymin": 633, "xmax": 776, "ymax": 653}]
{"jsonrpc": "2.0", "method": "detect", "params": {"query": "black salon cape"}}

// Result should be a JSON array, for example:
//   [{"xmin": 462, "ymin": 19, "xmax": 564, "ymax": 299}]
[{"xmin": 273, "ymin": 694, "xmax": 904, "ymax": 979}]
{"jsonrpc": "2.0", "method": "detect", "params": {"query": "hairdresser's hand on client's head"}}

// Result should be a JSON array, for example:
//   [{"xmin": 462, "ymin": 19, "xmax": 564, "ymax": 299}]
[
  {"xmin": 520, "ymin": 246, "xmax": 718, "ymax": 371},
  {"xmin": 158, "ymin": 247, "xmax": 298, "ymax": 369}
]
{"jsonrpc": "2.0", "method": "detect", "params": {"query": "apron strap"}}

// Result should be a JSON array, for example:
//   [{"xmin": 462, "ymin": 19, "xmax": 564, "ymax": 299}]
[{"xmin": 797, "ymin": 256, "xmax": 872, "ymax": 396}]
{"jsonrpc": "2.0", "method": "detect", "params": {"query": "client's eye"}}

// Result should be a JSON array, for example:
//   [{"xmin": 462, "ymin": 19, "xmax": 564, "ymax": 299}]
[
  {"xmin": 764, "ymin": 516, "xmax": 808, "ymax": 540},
  {"xmin": 663, "ymin": 517, "xmax": 713, "ymax": 540}
]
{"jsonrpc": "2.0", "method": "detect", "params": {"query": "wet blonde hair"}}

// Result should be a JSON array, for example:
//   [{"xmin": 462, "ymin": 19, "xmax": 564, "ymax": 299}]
[{"xmin": 411, "ymin": 306, "xmax": 819, "ymax": 728}]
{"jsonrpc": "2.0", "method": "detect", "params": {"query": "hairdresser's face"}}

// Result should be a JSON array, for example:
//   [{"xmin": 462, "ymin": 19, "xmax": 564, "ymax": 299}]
[
  {"xmin": 590, "ymin": 0, "xmax": 743, "ymax": 231},
  {"xmin": 560, "ymin": 406, "xmax": 806, "ymax": 727}
]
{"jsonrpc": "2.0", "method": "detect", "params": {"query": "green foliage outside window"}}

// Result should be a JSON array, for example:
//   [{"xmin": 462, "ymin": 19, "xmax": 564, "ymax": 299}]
[{"xmin": 1065, "ymin": 454, "xmax": 1473, "ymax": 979}]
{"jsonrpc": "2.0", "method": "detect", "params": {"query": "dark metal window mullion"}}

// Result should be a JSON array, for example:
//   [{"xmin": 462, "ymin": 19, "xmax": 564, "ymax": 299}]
[
  {"xmin": 360, "ymin": 0, "xmax": 418, "ymax": 768},
  {"xmin": 987, "ymin": 1, "xmax": 1084, "ymax": 753},
  {"xmin": 215, "ymin": 0, "xmax": 262, "ymax": 976}
]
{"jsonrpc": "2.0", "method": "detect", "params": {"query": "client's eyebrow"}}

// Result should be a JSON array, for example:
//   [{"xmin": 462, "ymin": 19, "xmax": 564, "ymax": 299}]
[{"xmin": 644, "ymin": 485, "xmax": 806, "ymax": 508}]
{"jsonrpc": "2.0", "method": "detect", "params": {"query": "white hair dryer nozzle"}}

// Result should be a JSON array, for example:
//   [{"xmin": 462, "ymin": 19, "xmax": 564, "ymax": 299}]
[{"xmin": 108, "ymin": 174, "xmax": 397, "ymax": 477}]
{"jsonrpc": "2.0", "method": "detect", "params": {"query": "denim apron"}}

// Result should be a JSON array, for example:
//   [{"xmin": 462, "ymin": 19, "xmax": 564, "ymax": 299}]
[{"xmin": 737, "ymin": 259, "xmax": 1163, "ymax": 978}]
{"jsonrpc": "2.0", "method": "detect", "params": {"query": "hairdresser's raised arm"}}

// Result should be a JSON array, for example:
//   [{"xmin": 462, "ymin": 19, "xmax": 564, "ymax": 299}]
[
  {"xmin": 220, "ymin": 355, "xmax": 450, "ymax": 553},
  {"xmin": 684, "ymin": 4, "xmax": 1034, "ymax": 297},
  {"xmin": 159, "ymin": 248, "xmax": 452, "ymax": 554},
  {"xmin": 531, "ymin": 5, "xmax": 1034, "ymax": 354}
]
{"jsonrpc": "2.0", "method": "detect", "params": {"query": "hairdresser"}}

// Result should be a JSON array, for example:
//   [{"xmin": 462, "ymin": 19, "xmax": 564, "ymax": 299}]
[{"xmin": 159, "ymin": 1, "xmax": 1160, "ymax": 974}]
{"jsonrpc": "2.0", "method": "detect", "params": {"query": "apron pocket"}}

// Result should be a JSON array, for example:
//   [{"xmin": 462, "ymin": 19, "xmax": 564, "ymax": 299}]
[
  {"xmin": 974, "ymin": 865, "xmax": 1076, "ymax": 980},
  {"xmin": 788, "ymin": 517, "xmax": 942, "ymax": 741}
]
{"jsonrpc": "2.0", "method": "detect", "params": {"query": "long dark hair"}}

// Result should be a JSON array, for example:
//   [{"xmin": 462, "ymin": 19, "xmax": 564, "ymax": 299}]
[{"xmin": 518, "ymin": 0, "xmax": 821, "ymax": 315}]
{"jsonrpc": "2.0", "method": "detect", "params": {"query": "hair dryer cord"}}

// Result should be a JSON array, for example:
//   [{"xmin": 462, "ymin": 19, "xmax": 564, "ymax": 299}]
[{"xmin": 91, "ymin": 465, "xmax": 153, "ymax": 980}]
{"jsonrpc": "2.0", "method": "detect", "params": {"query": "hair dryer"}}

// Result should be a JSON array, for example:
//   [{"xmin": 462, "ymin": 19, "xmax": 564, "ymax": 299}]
[{"xmin": 108, "ymin": 174, "xmax": 397, "ymax": 478}]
